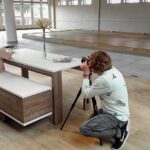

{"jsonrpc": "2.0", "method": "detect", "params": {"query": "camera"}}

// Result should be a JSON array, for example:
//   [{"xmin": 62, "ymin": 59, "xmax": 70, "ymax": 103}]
[
  {"xmin": 81, "ymin": 57, "xmax": 89, "ymax": 63},
  {"xmin": 81, "ymin": 56, "xmax": 93, "ymax": 73}
]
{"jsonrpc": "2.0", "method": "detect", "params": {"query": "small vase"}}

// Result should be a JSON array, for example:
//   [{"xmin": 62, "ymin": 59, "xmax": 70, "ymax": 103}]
[
  {"xmin": 43, "ymin": 29, "xmax": 47, "ymax": 59},
  {"xmin": 43, "ymin": 47, "xmax": 46, "ymax": 59}
]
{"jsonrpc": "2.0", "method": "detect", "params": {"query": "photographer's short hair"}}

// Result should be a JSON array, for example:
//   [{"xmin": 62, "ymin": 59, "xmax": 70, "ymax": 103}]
[{"xmin": 90, "ymin": 51, "xmax": 112, "ymax": 74}]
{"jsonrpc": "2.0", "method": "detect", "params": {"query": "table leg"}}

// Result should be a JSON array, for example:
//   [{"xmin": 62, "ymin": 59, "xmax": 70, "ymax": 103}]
[
  {"xmin": 0, "ymin": 112, "xmax": 6, "ymax": 120},
  {"xmin": 21, "ymin": 68, "xmax": 29, "ymax": 78},
  {"xmin": 52, "ymin": 71, "xmax": 63, "ymax": 125}
]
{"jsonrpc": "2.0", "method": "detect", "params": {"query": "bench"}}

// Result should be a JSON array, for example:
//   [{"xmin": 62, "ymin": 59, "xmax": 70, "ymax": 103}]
[{"xmin": 0, "ymin": 71, "xmax": 52, "ymax": 126}]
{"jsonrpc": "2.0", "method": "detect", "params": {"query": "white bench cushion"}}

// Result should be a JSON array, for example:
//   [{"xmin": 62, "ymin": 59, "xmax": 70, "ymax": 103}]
[{"xmin": 0, "ymin": 71, "xmax": 51, "ymax": 98}]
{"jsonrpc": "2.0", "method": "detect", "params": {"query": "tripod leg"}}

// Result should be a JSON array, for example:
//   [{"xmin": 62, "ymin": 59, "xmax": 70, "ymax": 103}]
[
  {"xmin": 83, "ymin": 98, "xmax": 91, "ymax": 110},
  {"xmin": 60, "ymin": 87, "xmax": 82, "ymax": 130},
  {"xmin": 99, "ymin": 137, "xmax": 103, "ymax": 146}
]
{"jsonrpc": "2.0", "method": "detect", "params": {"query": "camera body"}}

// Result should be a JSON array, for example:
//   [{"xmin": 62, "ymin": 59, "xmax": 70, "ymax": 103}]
[
  {"xmin": 81, "ymin": 57, "xmax": 89, "ymax": 64},
  {"xmin": 81, "ymin": 56, "xmax": 93, "ymax": 75}
]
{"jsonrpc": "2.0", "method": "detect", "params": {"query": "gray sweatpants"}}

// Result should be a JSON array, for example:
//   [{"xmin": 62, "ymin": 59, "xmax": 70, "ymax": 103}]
[{"xmin": 80, "ymin": 109, "xmax": 127, "ymax": 138}]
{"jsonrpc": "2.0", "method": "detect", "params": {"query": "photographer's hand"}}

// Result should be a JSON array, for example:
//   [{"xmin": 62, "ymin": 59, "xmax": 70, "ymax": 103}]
[{"xmin": 80, "ymin": 62, "xmax": 90, "ymax": 78}]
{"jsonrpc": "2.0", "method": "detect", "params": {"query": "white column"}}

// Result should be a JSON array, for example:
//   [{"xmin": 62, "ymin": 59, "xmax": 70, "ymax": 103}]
[
  {"xmin": 48, "ymin": 0, "xmax": 56, "ymax": 29},
  {"xmin": 3, "ymin": 0, "xmax": 17, "ymax": 43}
]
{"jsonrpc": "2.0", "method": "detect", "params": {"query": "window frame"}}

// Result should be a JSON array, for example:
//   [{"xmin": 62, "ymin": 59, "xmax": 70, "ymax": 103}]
[
  {"xmin": 12, "ymin": 0, "xmax": 49, "ymax": 29},
  {"xmin": 107, "ymin": 0, "xmax": 150, "ymax": 4}
]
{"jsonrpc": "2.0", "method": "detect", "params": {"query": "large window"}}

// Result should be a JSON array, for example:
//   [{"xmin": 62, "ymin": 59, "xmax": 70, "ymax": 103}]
[
  {"xmin": 13, "ymin": 0, "xmax": 49, "ymax": 28},
  {"xmin": 23, "ymin": 3, "xmax": 32, "ymax": 25},
  {"xmin": 69, "ymin": 0, "xmax": 78, "ymax": 5},
  {"xmin": 107, "ymin": 0, "xmax": 122, "ymax": 4},
  {"xmin": 58, "ymin": 0, "xmax": 93, "ymax": 6},
  {"xmin": 33, "ymin": 3, "xmax": 41, "ymax": 20},
  {"xmin": 14, "ymin": 3, "xmax": 22, "ymax": 25},
  {"xmin": 23, "ymin": 0, "xmax": 32, "ymax": 2},
  {"xmin": 58, "ymin": 0, "xmax": 67, "ymax": 6},
  {"xmin": 81, "ymin": 0, "xmax": 92, "ymax": 5},
  {"xmin": 0, "ymin": 1, "xmax": 3, "ymax": 27},
  {"xmin": 125, "ymin": 0, "xmax": 140, "ymax": 3},
  {"xmin": 107, "ymin": 0, "xmax": 150, "ymax": 3},
  {"xmin": 42, "ymin": 4, "xmax": 49, "ymax": 18},
  {"xmin": 0, "ymin": 1, "xmax": 5, "ymax": 27},
  {"xmin": 0, "ymin": 0, "xmax": 49, "ymax": 29}
]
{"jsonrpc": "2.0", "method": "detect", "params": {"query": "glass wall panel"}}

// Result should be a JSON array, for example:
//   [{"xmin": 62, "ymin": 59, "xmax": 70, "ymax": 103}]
[
  {"xmin": 23, "ymin": 3, "xmax": 32, "ymax": 25},
  {"xmin": 110, "ymin": 0, "xmax": 121, "ymax": 3},
  {"xmin": 81, "ymin": 0, "xmax": 92, "ymax": 5},
  {"xmin": 33, "ymin": 3, "xmax": 41, "ymax": 20},
  {"xmin": 125, "ymin": 0, "xmax": 140, "ymax": 3},
  {"xmin": 69, "ymin": 0, "xmax": 78, "ymax": 5},
  {"xmin": 1, "ymin": 2, "xmax": 5, "ymax": 26},
  {"xmin": 0, "ymin": 0, "xmax": 49, "ymax": 29},
  {"xmin": 42, "ymin": 0, "xmax": 48, "ymax": 2},
  {"xmin": 107, "ymin": 0, "xmax": 145, "ymax": 3},
  {"xmin": 14, "ymin": 3, "xmax": 22, "ymax": 25},
  {"xmin": 14, "ymin": 0, "xmax": 22, "ymax": 3},
  {"xmin": 42, "ymin": 4, "xmax": 49, "ymax": 18},
  {"xmin": 23, "ymin": 0, "xmax": 31, "ymax": 2},
  {"xmin": 33, "ymin": 0, "xmax": 41, "ymax": 2},
  {"xmin": 59, "ymin": 0, "xmax": 67, "ymax": 6},
  {"xmin": 0, "ymin": 2, "xmax": 2, "ymax": 27}
]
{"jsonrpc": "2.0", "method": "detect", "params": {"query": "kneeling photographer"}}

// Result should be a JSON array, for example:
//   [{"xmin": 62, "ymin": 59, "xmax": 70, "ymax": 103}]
[{"xmin": 80, "ymin": 51, "xmax": 130, "ymax": 150}]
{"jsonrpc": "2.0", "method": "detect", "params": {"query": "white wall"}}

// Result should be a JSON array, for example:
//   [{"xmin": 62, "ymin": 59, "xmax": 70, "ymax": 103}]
[
  {"xmin": 55, "ymin": 0, "xmax": 99, "ymax": 30},
  {"xmin": 55, "ymin": 0, "xmax": 150, "ymax": 33},
  {"xmin": 101, "ymin": 1, "xmax": 150, "ymax": 33}
]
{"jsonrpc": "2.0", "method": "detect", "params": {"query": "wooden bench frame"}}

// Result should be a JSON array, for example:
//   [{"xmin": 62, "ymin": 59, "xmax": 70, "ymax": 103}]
[{"xmin": 0, "ymin": 72, "xmax": 52, "ymax": 126}]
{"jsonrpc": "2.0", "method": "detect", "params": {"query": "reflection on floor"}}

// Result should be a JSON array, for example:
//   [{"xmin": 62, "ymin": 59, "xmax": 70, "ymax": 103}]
[{"xmin": 22, "ymin": 29, "xmax": 150, "ymax": 56}]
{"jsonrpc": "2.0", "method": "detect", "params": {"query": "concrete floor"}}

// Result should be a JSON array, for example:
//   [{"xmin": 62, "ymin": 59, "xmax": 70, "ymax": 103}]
[
  {"xmin": 22, "ymin": 29, "xmax": 150, "ymax": 56},
  {"xmin": 0, "ymin": 30, "xmax": 150, "ymax": 150},
  {"xmin": 0, "ymin": 67, "xmax": 150, "ymax": 150},
  {"xmin": 0, "ymin": 29, "xmax": 150, "ymax": 80}
]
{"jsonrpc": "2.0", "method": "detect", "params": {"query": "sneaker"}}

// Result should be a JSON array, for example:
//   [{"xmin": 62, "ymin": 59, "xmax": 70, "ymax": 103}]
[{"xmin": 112, "ymin": 122, "xmax": 129, "ymax": 150}]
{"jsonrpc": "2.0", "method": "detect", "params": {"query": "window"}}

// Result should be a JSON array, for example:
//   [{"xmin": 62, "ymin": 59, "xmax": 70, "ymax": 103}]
[
  {"xmin": 42, "ymin": 4, "xmax": 48, "ymax": 18},
  {"xmin": 33, "ymin": 0, "xmax": 41, "ymax": 2},
  {"xmin": 107, "ymin": 0, "xmax": 121, "ymax": 4},
  {"xmin": 23, "ymin": 3, "xmax": 32, "ymax": 25},
  {"xmin": 107, "ymin": 0, "xmax": 146, "ymax": 3},
  {"xmin": 14, "ymin": 3, "xmax": 22, "ymax": 25},
  {"xmin": 14, "ymin": 0, "xmax": 22, "ymax": 3},
  {"xmin": 69, "ymin": 0, "xmax": 78, "ymax": 5},
  {"xmin": 42, "ymin": 0, "xmax": 48, "ymax": 2},
  {"xmin": 0, "ymin": 1, "xmax": 5, "ymax": 26},
  {"xmin": 125, "ymin": 0, "xmax": 140, "ymax": 3},
  {"xmin": 12, "ymin": 0, "xmax": 49, "ymax": 28},
  {"xmin": 81, "ymin": 0, "xmax": 92, "ymax": 5},
  {"xmin": 58, "ymin": 0, "xmax": 93, "ymax": 6},
  {"xmin": 58, "ymin": 0, "xmax": 67, "ymax": 6},
  {"xmin": 33, "ymin": 3, "xmax": 41, "ymax": 19},
  {"xmin": 23, "ymin": 0, "xmax": 31, "ymax": 2}
]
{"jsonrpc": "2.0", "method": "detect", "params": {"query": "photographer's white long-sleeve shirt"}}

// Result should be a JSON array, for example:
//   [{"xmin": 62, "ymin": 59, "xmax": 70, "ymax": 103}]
[{"xmin": 82, "ymin": 67, "xmax": 130, "ymax": 122}]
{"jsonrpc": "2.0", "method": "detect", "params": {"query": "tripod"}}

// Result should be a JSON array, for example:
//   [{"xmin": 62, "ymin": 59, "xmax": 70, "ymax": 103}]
[{"xmin": 60, "ymin": 73, "xmax": 103, "ymax": 145}]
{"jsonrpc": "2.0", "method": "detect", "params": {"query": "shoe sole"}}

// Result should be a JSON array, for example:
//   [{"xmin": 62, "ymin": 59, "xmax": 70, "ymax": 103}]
[{"xmin": 111, "ymin": 132, "xmax": 129, "ymax": 150}]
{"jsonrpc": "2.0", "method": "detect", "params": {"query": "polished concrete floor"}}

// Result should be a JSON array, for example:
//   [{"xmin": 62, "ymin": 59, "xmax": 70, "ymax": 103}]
[
  {"xmin": 1, "ymin": 29, "xmax": 150, "ymax": 80},
  {"xmin": 0, "ymin": 66, "xmax": 150, "ymax": 150},
  {"xmin": 22, "ymin": 29, "xmax": 150, "ymax": 56},
  {"xmin": 0, "ymin": 30, "xmax": 150, "ymax": 150}
]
